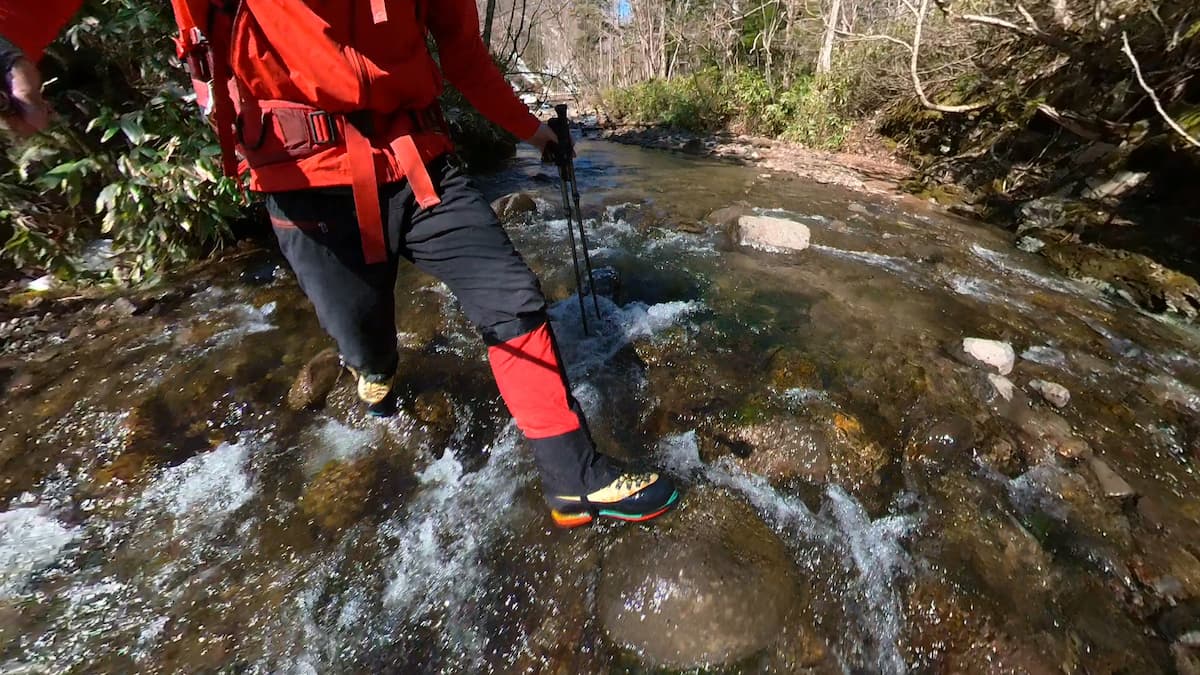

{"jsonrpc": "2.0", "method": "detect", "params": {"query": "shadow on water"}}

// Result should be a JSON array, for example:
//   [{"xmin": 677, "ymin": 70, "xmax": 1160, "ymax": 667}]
[{"xmin": 2, "ymin": 140, "xmax": 1200, "ymax": 673}]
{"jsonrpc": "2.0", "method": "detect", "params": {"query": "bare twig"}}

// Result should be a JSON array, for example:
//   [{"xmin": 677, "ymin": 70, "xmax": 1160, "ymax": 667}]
[
  {"xmin": 1120, "ymin": 32, "xmax": 1200, "ymax": 148},
  {"xmin": 1016, "ymin": 3, "xmax": 1039, "ymax": 30}
]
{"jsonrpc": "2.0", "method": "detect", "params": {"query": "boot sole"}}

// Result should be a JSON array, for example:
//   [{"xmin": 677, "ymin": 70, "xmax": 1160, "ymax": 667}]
[{"xmin": 551, "ymin": 489, "xmax": 680, "ymax": 528}]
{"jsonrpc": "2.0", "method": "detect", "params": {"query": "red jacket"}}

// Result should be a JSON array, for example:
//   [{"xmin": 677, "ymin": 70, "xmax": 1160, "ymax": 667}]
[
  {"xmin": 0, "ymin": 0, "xmax": 539, "ymax": 191},
  {"xmin": 2, "ymin": 0, "xmax": 540, "ymax": 261}
]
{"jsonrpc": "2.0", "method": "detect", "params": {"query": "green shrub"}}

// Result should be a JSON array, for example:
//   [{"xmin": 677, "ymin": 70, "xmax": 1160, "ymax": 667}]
[
  {"xmin": 604, "ymin": 68, "xmax": 852, "ymax": 150},
  {"xmin": 1, "ymin": 0, "xmax": 247, "ymax": 285}
]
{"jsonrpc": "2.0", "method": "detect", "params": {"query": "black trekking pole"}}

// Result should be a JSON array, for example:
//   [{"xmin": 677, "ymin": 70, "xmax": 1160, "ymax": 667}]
[{"xmin": 547, "ymin": 103, "xmax": 602, "ymax": 335}]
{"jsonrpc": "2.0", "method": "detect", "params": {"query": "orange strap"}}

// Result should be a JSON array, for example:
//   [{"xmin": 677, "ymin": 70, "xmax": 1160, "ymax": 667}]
[
  {"xmin": 168, "ymin": 0, "xmax": 199, "ymax": 54},
  {"xmin": 343, "ymin": 120, "xmax": 388, "ymax": 265},
  {"xmin": 370, "ymin": 0, "xmax": 387, "ymax": 23},
  {"xmin": 391, "ymin": 135, "xmax": 442, "ymax": 209}
]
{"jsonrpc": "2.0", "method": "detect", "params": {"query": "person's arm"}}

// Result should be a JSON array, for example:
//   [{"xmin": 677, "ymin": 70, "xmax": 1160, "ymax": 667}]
[
  {"xmin": 425, "ymin": 0, "xmax": 556, "ymax": 151},
  {"xmin": 0, "ymin": 0, "xmax": 84, "ymax": 136}
]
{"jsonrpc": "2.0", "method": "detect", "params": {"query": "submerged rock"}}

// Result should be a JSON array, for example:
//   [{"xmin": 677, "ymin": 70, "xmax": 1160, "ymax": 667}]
[
  {"xmin": 490, "ymin": 192, "xmax": 538, "ymax": 222},
  {"xmin": 298, "ymin": 457, "xmax": 380, "ymax": 532},
  {"xmin": 1029, "ymin": 379, "xmax": 1071, "ymax": 408},
  {"xmin": 705, "ymin": 204, "xmax": 754, "ymax": 229},
  {"xmin": 737, "ymin": 215, "xmax": 811, "ymax": 253},
  {"xmin": 287, "ymin": 348, "xmax": 342, "ymax": 410},
  {"xmin": 963, "ymin": 337, "xmax": 1016, "ymax": 375},
  {"xmin": 598, "ymin": 488, "xmax": 805, "ymax": 668},
  {"xmin": 1086, "ymin": 456, "xmax": 1136, "ymax": 500},
  {"xmin": 701, "ymin": 422, "xmax": 831, "ymax": 485}
]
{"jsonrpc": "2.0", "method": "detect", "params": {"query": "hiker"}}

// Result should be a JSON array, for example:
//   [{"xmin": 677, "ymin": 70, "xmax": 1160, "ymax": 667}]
[{"xmin": 0, "ymin": 0, "xmax": 678, "ymax": 527}]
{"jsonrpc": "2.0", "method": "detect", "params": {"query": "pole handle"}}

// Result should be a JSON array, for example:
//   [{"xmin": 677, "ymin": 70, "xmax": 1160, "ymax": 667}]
[{"xmin": 546, "ymin": 104, "xmax": 573, "ymax": 167}]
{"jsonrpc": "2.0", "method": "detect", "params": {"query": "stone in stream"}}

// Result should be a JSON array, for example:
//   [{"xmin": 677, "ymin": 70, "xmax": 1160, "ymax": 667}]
[
  {"xmin": 1086, "ymin": 456, "xmax": 1136, "ymax": 500},
  {"xmin": 736, "ymin": 215, "xmax": 811, "ymax": 253},
  {"xmin": 988, "ymin": 374, "xmax": 1015, "ymax": 401},
  {"xmin": 597, "ymin": 488, "xmax": 809, "ymax": 668},
  {"xmin": 962, "ymin": 337, "xmax": 1016, "ymax": 375},
  {"xmin": 699, "ymin": 422, "xmax": 831, "ymax": 485},
  {"xmin": 298, "ymin": 457, "xmax": 381, "ymax": 532},
  {"xmin": 1029, "ymin": 379, "xmax": 1071, "ymax": 408},
  {"xmin": 704, "ymin": 204, "xmax": 754, "ymax": 229},
  {"xmin": 286, "ymin": 348, "xmax": 342, "ymax": 410},
  {"xmin": 489, "ymin": 191, "xmax": 538, "ymax": 222}
]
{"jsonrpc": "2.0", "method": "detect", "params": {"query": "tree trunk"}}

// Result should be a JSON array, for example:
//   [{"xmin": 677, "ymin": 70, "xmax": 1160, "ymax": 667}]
[
  {"xmin": 816, "ymin": 0, "xmax": 842, "ymax": 74},
  {"xmin": 483, "ymin": 0, "xmax": 498, "ymax": 50}
]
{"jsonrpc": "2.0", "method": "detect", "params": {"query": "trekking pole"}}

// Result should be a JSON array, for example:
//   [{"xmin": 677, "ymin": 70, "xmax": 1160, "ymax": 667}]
[{"xmin": 548, "ymin": 104, "xmax": 602, "ymax": 333}]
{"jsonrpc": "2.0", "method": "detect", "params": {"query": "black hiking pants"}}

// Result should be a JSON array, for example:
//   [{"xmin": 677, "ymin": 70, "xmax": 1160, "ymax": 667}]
[{"xmin": 267, "ymin": 155, "xmax": 617, "ymax": 497}]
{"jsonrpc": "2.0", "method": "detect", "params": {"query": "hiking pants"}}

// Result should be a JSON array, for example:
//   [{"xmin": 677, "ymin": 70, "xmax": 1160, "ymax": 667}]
[{"xmin": 267, "ymin": 155, "xmax": 616, "ymax": 497}]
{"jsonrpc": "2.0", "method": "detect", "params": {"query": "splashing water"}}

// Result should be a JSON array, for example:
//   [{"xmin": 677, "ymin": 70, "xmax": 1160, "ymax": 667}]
[{"xmin": 0, "ymin": 508, "xmax": 79, "ymax": 600}]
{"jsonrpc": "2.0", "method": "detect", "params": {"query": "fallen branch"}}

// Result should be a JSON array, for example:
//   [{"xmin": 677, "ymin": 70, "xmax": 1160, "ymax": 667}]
[
  {"xmin": 957, "ymin": 13, "xmax": 1078, "ymax": 56},
  {"xmin": 834, "ymin": 30, "xmax": 913, "ymax": 51},
  {"xmin": 1035, "ymin": 104, "xmax": 1101, "ymax": 140},
  {"xmin": 1121, "ymin": 31, "xmax": 1200, "ymax": 149},
  {"xmin": 912, "ymin": 0, "xmax": 988, "ymax": 113}
]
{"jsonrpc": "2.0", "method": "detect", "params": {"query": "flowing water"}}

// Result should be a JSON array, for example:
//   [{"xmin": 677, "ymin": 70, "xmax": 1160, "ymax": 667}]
[{"xmin": 2, "ymin": 139, "xmax": 1200, "ymax": 674}]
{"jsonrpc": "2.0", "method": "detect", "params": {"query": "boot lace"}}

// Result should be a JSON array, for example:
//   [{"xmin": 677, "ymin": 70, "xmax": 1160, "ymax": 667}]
[{"xmin": 613, "ymin": 471, "xmax": 654, "ymax": 493}]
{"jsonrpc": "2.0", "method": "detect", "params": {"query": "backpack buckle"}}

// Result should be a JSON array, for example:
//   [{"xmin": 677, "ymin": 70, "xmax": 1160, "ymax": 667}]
[{"xmin": 307, "ymin": 111, "xmax": 339, "ymax": 145}]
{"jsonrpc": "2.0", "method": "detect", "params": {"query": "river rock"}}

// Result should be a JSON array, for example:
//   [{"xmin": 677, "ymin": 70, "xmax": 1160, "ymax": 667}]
[
  {"xmin": 681, "ymin": 138, "xmax": 707, "ymax": 155},
  {"xmin": 598, "ymin": 488, "xmax": 803, "ymax": 668},
  {"xmin": 298, "ymin": 457, "xmax": 380, "ymax": 532},
  {"xmin": 737, "ymin": 215, "xmax": 811, "ymax": 253},
  {"xmin": 988, "ymin": 374, "xmax": 1015, "ymax": 401},
  {"xmin": 701, "ymin": 422, "xmax": 831, "ymax": 485},
  {"xmin": 490, "ymin": 192, "xmax": 538, "ymax": 222},
  {"xmin": 705, "ymin": 204, "xmax": 754, "ymax": 228},
  {"xmin": 287, "ymin": 348, "xmax": 342, "ymax": 410},
  {"xmin": 766, "ymin": 347, "xmax": 822, "ymax": 390},
  {"xmin": 962, "ymin": 337, "xmax": 1015, "ymax": 375},
  {"xmin": 1086, "ymin": 456, "xmax": 1136, "ymax": 499},
  {"xmin": 1029, "ymin": 379, "xmax": 1070, "ymax": 408}
]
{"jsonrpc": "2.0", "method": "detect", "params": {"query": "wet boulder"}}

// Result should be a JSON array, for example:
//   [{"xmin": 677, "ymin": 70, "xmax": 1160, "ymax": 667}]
[
  {"xmin": 598, "ymin": 488, "xmax": 805, "ymax": 668},
  {"xmin": 737, "ymin": 215, "xmax": 811, "ymax": 253},
  {"xmin": 286, "ymin": 348, "xmax": 342, "ymax": 410},
  {"xmin": 698, "ymin": 422, "xmax": 831, "ymax": 485},
  {"xmin": 298, "ymin": 457, "xmax": 381, "ymax": 533},
  {"xmin": 704, "ymin": 204, "xmax": 754, "ymax": 229},
  {"xmin": 490, "ymin": 192, "xmax": 538, "ymax": 222}
]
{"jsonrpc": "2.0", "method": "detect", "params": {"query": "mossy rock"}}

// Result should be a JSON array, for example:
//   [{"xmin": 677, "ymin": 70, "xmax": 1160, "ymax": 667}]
[
  {"xmin": 1040, "ymin": 242, "xmax": 1200, "ymax": 320},
  {"xmin": 286, "ymin": 348, "xmax": 342, "ymax": 410}
]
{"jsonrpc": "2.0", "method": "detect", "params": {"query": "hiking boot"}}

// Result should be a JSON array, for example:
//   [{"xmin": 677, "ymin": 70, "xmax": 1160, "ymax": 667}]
[
  {"xmin": 548, "ymin": 470, "xmax": 679, "ymax": 528},
  {"xmin": 348, "ymin": 367, "xmax": 398, "ymax": 418}
]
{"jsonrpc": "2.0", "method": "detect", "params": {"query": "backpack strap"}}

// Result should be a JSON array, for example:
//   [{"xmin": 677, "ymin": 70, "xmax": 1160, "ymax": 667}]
[{"xmin": 169, "ymin": 0, "xmax": 241, "ymax": 178}]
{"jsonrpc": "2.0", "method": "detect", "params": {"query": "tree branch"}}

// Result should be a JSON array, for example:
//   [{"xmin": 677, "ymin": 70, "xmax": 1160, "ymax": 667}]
[
  {"xmin": 835, "ymin": 29, "xmax": 913, "ymax": 51},
  {"xmin": 1120, "ymin": 31, "xmax": 1200, "ymax": 149},
  {"xmin": 912, "ymin": 0, "xmax": 989, "ymax": 113},
  {"xmin": 956, "ymin": 13, "xmax": 1078, "ymax": 57}
]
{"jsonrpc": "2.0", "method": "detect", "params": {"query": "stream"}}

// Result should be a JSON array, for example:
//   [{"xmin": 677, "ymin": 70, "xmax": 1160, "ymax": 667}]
[{"xmin": 2, "ymin": 138, "xmax": 1200, "ymax": 674}]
